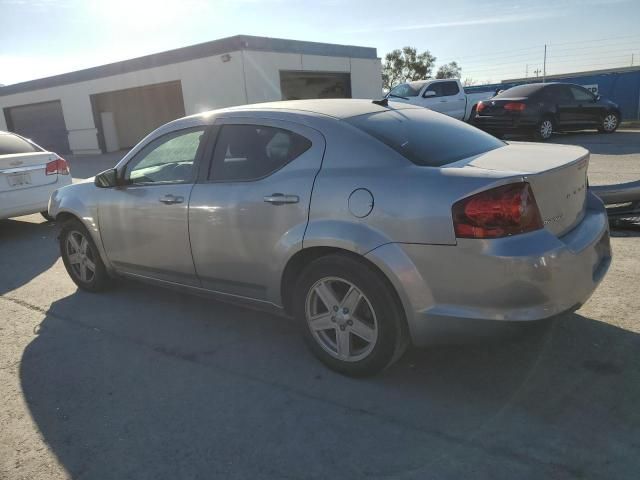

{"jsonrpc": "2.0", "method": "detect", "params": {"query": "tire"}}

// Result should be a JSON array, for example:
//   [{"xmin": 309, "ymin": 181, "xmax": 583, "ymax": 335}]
[
  {"xmin": 40, "ymin": 211, "xmax": 54, "ymax": 222},
  {"xmin": 535, "ymin": 116, "xmax": 555, "ymax": 141},
  {"xmin": 59, "ymin": 218, "xmax": 111, "ymax": 292},
  {"xmin": 598, "ymin": 112, "xmax": 620, "ymax": 133},
  {"xmin": 293, "ymin": 253, "xmax": 408, "ymax": 377}
]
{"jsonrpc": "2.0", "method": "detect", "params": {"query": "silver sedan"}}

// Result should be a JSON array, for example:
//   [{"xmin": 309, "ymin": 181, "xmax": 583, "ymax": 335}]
[{"xmin": 49, "ymin": 99, "xmax": 611, "ymax": 376}]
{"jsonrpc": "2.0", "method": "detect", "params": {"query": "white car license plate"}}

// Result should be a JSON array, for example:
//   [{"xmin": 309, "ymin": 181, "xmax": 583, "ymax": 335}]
[{"xmin": 7, "ymin": 173, "xmax": 32, "ymax": 187}]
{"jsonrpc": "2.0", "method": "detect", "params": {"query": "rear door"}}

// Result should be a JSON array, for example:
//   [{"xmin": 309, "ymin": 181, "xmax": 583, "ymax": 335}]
[
  {"xmin": 419, "ymin": 81, "xmax": 466, "ymax": 119},
  {"xmin": 188, "ymin": 118, "xmax": 325, "ymax": 300},
  {"xmin": 550, "ymin": 85, "xmax": 580, "ymax": 127}
]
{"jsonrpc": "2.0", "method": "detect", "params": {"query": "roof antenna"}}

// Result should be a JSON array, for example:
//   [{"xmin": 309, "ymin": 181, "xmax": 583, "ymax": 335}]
[{"xmin": 372, "ymin": 98, "xmax": 389, "ymax": 107}]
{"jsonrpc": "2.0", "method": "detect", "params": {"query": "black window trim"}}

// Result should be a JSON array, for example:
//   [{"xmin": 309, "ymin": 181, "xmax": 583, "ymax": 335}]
[
  {"xmin": 422, "ymin": 81, "xmax": 459, "ymax": 98},
  {"xmin": 120, "ymin": 125, "xmax": 211, "ymax": 188},
  {"xmin": 203, "ymin": 122, "xmax": 314, "ymax": 184}
]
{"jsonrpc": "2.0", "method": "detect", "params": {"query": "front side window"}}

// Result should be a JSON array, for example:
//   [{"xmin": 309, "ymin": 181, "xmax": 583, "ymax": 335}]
[
  {"xmin": 209, "ymin": 125, "xmax": 311, "ymax": 182},
  {"xmin": 424, "ymin": 83, "xmax": 445, "ymax": 97},
  {"xmin": 125, "ymin": 127, "xmax": 206, "ymax": 185},
  {"xmin": 570, "ymin": 86, "xmax": 595, "ymax": 102}
]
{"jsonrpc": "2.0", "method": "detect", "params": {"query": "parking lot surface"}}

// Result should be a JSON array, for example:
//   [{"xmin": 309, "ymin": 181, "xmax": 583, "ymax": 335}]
[{"xmin": 1, "ymin": 130, "xmax": 639, "ymax": 479}]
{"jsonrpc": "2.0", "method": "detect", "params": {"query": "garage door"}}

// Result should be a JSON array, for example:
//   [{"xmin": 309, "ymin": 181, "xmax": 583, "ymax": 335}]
[
  {"xmin": 4, "ymin": 101, "xmax": 70, "ymax": 154},
  {"xmin": 91, "ymin": 81, "xmax": 186, "ymax": 152},
  {"xmin": 280, "ymin": 71, "xmax": 352, "ymax": 100}
]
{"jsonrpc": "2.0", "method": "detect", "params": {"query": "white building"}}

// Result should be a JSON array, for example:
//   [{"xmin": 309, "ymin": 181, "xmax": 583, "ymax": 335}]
[{"xmin": 0, "ymin": 35, "xmax": 382, "ymax": 155}]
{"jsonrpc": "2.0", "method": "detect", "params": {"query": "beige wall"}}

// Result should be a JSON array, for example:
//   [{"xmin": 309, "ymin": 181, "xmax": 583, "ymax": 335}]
[{"xmin": 0, "ymin": 50, "xmax": 382, "ymax": 154}]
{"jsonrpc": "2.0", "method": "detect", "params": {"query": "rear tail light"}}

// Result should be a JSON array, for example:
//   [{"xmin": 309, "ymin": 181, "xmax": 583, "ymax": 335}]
[
  {"xmin": 476, "ymin": 101, "xmax": 486, "ymax": 113},
  {"xmin": 45, "ymin": 157, "xmax": 70, "ymax": 176},
  {"xmin": 503, "ymin": 102, "xmax": 526, "ymax": 112},
  {"xmin": 452, "ymin": 182, "xmax": 543, "ymax": 239}
]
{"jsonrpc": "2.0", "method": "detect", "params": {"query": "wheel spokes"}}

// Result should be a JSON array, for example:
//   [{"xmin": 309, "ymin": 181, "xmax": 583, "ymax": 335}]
[
  {"xmin": 339, "ymin": 286, "xmax": 362, "ymax": 313},
  {"xmin": 309, "ymin": 312, "xmax": 334, "ymax": 332},
  {"xmin": 350, "ymin": 316, "xmax": 375, "ymax": 343},
  {"xmin": 336, "ymin": 329, "xmax": 350, "ymax": 359},
  {"xmin": 68, "ymin": 234, "xmax": 81, "ymax": 253},
  {"xmin": 68, "ymin": 253, "xmax": 82, "ymax": 265},
  {"xmin": 314, "ymin": 281, "xmax": 340, "ymax": 311}
]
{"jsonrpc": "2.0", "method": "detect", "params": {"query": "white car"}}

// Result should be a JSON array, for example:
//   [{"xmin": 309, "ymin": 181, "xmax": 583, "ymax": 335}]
[
  {"xmin": 387, "ymin": 79, "xmax": 493, "ymax": 122},
  {"xmin": 0, "ymin": 131, "xmax": 71, "ymax": 221}
]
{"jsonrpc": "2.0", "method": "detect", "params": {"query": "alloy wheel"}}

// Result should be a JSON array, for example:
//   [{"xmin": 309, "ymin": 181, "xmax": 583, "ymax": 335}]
[
  {"xmin": 305, "ymin": 277, "xmax": 378, "ymax": 362},
  {"xmin": 540, "ymin": 120, "xmax": 553, "ymax": 139},
  {"xmin": 66, "ymin": 231, "xmax": 96, "ymax": 283},
  {"xmin": 603, "ymin": 114, "xmax": 618, "ymax": 132}
]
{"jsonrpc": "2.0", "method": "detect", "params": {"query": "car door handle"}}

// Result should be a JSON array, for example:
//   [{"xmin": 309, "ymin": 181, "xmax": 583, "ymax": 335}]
[
  {"xmin": 159, "ymin": 194, "xmax": 184, "ymax": 204},
  {"xmin": 263, "ymin": 193, "xmax": 299, "ymax": 205}
]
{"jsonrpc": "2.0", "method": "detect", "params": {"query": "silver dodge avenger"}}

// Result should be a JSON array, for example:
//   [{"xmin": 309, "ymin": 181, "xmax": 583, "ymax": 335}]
[{"xmin": 49, "ymin": 99, "xmax": 611, "ymax": 376}]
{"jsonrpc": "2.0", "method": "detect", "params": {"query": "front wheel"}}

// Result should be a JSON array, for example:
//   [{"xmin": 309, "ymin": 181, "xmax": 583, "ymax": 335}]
[
  {"xmin": 59, "ymin": 219, "xmax": 112, "ymax": 292},
  {"xmin": 293, "ymin": 254, "xmax": 408, "ymax": 377},
  {"xmin": 598, "ymin": 112, "xmax": 620, "ymax": 133},
  {"xmin": 535, "ymin": 117, "xmax": 555, "ymax": 141}
]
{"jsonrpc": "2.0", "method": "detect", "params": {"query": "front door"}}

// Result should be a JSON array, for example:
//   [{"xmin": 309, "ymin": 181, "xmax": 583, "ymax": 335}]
[
  {"xmin": 418, "ymin": 81, "xmax": 465, "ymax": 120},
  {"xmin": 98, "ymin": 126, "xmax": 208, "ymax": 285},
  {"xmin": 568, "ymin": 85, "xmax": 601, "ymax": 125},
  {"xmin": 551, "ymin": 85, "xmax": 581, "ymax": 127},
  {"xmin": 189, "ymin": 118, "xmax": 325, "ymax": 301}
]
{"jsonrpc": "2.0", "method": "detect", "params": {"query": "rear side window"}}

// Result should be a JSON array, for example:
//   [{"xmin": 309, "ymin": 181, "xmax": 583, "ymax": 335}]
[
  {"xmin": 345, "ymin": 108, "xmax": 504, "ymax": 167},
  {"xmin": 209, "ymin": 125, "xmax": 311, "ymax": 181},
  {"xmin": 493, "ymin": 84, "xmax": 544, "ymax": 98},
  {"xmin": 425, "ymin": 81, "xmax": 459, "ymax": 97},
  {"xmin": 0, "ymin": 133, "xmax": 41, "ymax": 155}
]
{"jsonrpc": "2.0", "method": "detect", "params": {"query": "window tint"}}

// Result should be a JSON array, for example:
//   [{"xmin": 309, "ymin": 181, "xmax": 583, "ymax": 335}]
[
  {"xmin": 493, "ymin": 84, "xmax": 545, "ymax": 98},
  {"xmin": 551, "ymin": 85, "xmax": 574, "ymax": 102},
  {"xmin": 346, "ymin": 108, "xmax": 504, "ymax": 167},
  {"xmin": 569, "ymin": 86, "xmax": 595, "ymax": 102},
  {"xmin": 389, "ymin": 83, "xmax": 423, "ymax": 98},
  {"xmin": 0, "ymin": 133, "xmax": 41, "ymax": 155},
  {"xmin": 125, "ymin": 127, "xmax": 205, "ymax": 184},
  {"xmin": 424, "ymin": 81, "xmax": 459, "ymax": 97},
  {"xmin": 210, "ymin": 125, "xmax": 311, "ymax": 181}
]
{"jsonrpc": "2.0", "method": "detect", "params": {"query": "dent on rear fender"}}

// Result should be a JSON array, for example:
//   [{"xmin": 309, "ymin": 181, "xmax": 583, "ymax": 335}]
[{"xmin": 302, "ymin": 219, "xmax": 393, "ymax": 254}]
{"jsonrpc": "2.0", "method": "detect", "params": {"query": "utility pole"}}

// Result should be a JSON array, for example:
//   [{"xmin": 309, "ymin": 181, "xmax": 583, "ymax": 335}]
[
  {"xmin": 533, "ymin": 68, "xmax": 541, "ymax": 77},
  {"xmin": 543, "ymin": 44, "xmax": 547, "ymax": 82},
  {"xmin": 632, "ymin": 53, "xmax": 635, "ymax": 67},
  {"xmin": 525, "ymin": 64, "xmax": 528, "ymax": 78}
]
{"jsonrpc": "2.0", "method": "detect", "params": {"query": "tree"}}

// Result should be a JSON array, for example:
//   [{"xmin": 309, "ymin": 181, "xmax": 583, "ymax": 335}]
[
  {"xmin": 436, "ymin": 61, "xmax": 462, "ymax": 79},
  {"xmin": 382, "ymin": 47, "xmax": 436, "ymax": 91},
  {"xmin": 463, "ymin": 77, "xmax": 477, "ymax": 86}
]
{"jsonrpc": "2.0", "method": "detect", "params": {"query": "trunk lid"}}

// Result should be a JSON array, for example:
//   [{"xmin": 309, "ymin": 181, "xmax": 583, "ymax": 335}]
[
  {"xmin": 0, "ymin": 152, "xmax": 60, "ymax": 192},
  {"xmin": 454, "ymin": 142, "xmax": 589, "ymax": 237}
]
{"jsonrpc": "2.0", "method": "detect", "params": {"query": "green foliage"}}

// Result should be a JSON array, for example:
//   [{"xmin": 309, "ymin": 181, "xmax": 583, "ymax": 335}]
[
  {"xmin": 436, "ymin": 61, "xmax": 462, "ymax": 79},
  {"xmin": 382, "ymin": 47, "xmax": 437, "ymax": 90}
]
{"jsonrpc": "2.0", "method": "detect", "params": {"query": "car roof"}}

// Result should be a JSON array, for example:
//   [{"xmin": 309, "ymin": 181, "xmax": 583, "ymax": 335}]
[{"xmin": 196, "ymin": 99, "xmax": 422, "ymax": 120}]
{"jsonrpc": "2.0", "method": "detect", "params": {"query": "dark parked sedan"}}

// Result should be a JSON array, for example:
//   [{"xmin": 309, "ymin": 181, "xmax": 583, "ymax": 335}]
[{"xmin": 473, "ymin": 83, "xmax": 621, "ymax": 140}]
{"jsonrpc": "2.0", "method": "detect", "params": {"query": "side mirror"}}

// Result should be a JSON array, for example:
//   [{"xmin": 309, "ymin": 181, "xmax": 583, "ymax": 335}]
[
  {"xmin": 423, "ymin": 90, "xmax": 437, "ymax": 98},
  {"xmin": 94, "ymin": 168, "xmax": 119, "ymax": 188}
]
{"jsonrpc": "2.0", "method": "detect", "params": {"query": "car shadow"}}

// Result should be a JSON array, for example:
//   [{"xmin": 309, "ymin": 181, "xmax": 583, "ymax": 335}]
[
  {"xmin": 19, "ymin": 281, "xmax": 640, "ymax": 479},
  {"xmin": 0, "ymin": 216, "xmax": 60, "ymax": 295}
]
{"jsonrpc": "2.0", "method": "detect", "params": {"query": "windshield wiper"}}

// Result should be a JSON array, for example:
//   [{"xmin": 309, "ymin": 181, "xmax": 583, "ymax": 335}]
[{"xmin": 388, "ymin": 93, "xmax": 410, "ymax": 100}]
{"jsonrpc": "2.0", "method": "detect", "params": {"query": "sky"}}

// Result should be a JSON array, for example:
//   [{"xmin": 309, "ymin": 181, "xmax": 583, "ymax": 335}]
[{"xmin": 1, "ymin": 0, "xmax": 639, "ymax": 86}]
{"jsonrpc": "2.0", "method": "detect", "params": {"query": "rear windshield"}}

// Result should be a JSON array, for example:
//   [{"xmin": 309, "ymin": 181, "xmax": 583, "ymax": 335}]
[
  {"xmin": 345, "ymin": 108, "xmax": 504, "ymax": 167},
  {"xmin": 493, "ymin": 84, "xmax": 544, "ymax": 98},
  {"xmin": 0, "ymin": 133, "xmax": 41, "ymax": 155}
]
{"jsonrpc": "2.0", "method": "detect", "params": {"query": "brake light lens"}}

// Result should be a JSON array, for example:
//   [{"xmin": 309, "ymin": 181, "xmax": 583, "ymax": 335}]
[
  {"xmin": 452, "ymin": 182, "xmax": 543, "ymax": 238},
  {"xmin": 476, "ymin": 101, "xmax": 486, "ymax": 113},
  {"xmin": 45, "ymin": 158, "xmax": 70, "ymax": 176},
  {"xmin": 503, "ymin": 102, "xmax": 526, "ymax": 112}
]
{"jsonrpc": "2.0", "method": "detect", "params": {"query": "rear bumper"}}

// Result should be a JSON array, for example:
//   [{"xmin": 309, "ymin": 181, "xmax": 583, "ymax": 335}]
[
  {"xmin": 474, "ymin": 115, "xmax": 538, "ymax": 132},
  {"xmin": 366, "ymin": 192, "xmax": 611, "ymax": 346},
  {"xmin": 0, "ymin": 176, "xmax": 72, "ymax": 219}
]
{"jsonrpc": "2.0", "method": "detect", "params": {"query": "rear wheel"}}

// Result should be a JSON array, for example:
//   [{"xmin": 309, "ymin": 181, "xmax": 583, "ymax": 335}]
[
  {"xmin": 293, "ymin": 254, "xmax": 408, "ymax": 377},
  {"xmin": 59, "ymin": 219, "xmax": 111, "ymax": 292},
  {"xmin": 598, "ymin": 112, "xmax": 619, "ymax": 133},
  {"xmin": 535, "ymin": 117, "xmax": 554, "ymax": 141}
]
